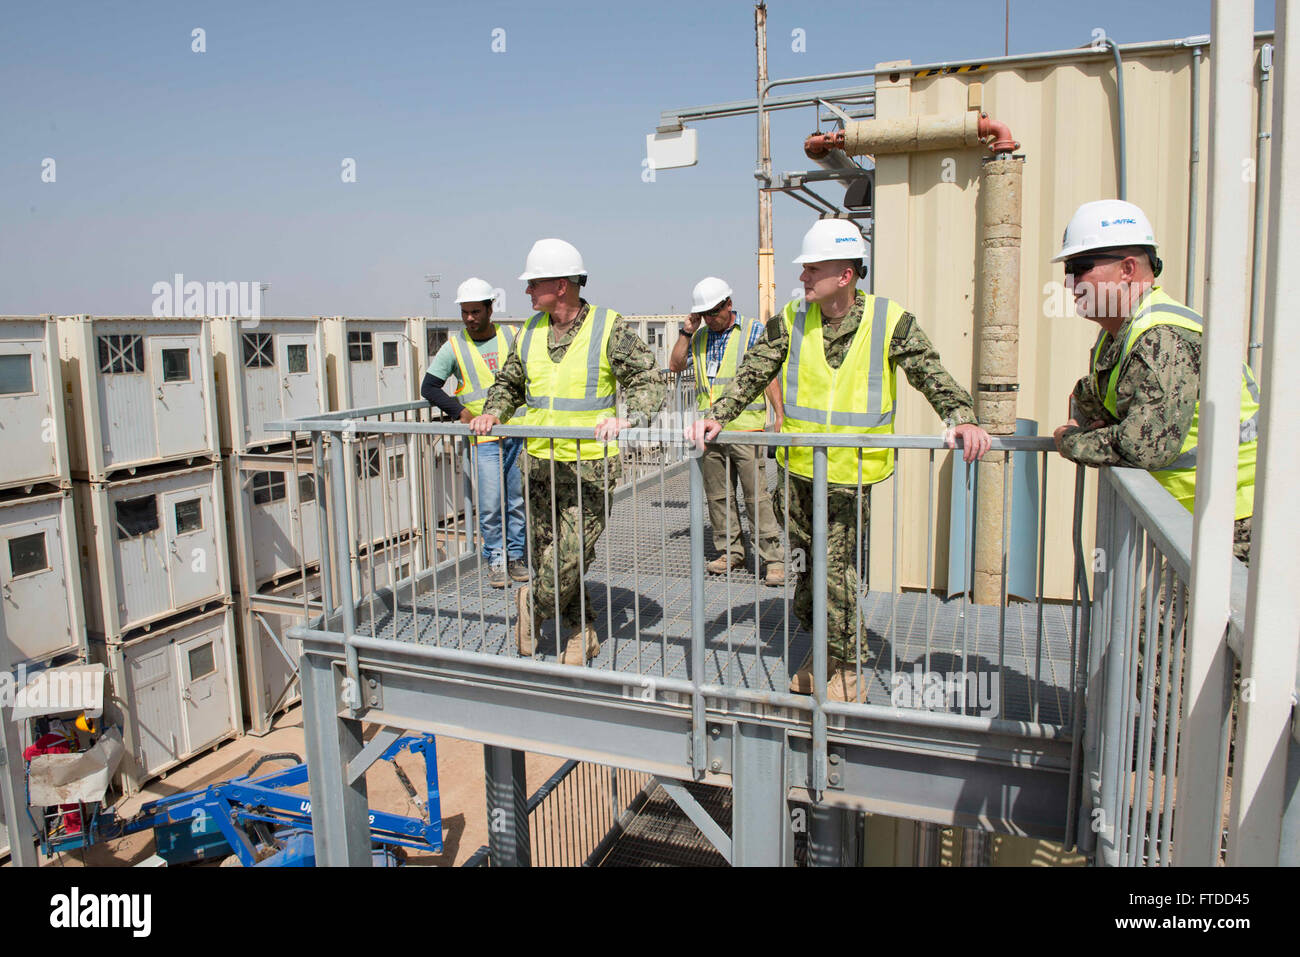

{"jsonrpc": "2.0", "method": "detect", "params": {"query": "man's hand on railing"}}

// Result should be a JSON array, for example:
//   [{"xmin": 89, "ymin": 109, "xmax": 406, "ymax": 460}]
[
  {"xmin": 594, "ymin": 417, "xmax": 630, "ymax": 442},
  {"xmin": 469, "ymin": 413, "xmax": 499, "ymax": 436},
  {"xmin": 685, "ymin": 419, "xmax": 723, "ymax": 449},
  {"xmin": 944, "ymin": 423, "xmax": 992, "ymax": 463}
]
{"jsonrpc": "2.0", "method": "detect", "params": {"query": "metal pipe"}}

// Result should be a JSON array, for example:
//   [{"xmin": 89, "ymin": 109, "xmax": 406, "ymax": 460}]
[
  {"xmin": 1248, "ymin": 43, "xmax": 1274, "ymax": 377},
  {"xmin": 973, "ymin": 154, "xmax": 1025, "ymax": 604},
  {"xmin": 1106, "ymin": 37, "xmax": 1128, "ymax": 200},
  {"xmin": 1174, "ymin": 0, "xmax": 1253, "ymax": 866},
  {"xmin": 1187, "ymin": 45, "xmax": 1203, "ymax": 307},
  {"xmin": 805, "ymin": 111, "xmax": 1017, "ymax": 158}
]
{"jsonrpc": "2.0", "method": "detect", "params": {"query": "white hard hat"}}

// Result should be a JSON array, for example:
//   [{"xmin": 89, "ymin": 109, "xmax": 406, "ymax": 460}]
[
  {"xmin": 454, "ymin": 277, "xmax": 496, "ymax": 304},
  {"xmin": 793, "ymin": 219, "xmax": 867, "ymax": 264},
  {"xmin": 1052, "ymin": 200, "xmax": 1159, "ymax": 262},
  {"xmin": 690, "ymin": 277, "xmax": 733, "ymax": 313},
  {"xmin": 518, "ymin": 238, "xmax": 587, "ymax": 282}
]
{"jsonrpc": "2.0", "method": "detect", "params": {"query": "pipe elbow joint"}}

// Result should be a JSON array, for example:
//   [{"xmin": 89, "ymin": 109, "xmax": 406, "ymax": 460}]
[
  {"xmin": 804, "ymin": 130, "xmax": 846, "ymax": 160},
  {"xmin": 978, "ymin": 113, "xmax": 1019, "ymax": 153}
]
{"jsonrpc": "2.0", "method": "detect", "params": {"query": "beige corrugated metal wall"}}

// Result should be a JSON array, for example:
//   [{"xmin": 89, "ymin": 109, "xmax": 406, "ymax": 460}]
[{"xmin": 866, "ymin": 40, "xmax": 1272, "ymax": 599}]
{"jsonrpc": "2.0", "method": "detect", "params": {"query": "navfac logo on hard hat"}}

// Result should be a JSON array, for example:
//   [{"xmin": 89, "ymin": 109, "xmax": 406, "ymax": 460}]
[
  {"xmin": 834, "ymin": 236, "xmax": 855, "ymax": 243},
  {"xmin": 1100, "ymin": 218, "xmax": 1137, "ymax": 228}
]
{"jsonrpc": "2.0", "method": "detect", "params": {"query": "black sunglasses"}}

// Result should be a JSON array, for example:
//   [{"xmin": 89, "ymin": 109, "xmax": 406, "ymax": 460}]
[
  {"xmin": 1064, "ymin": 254, "xmax": 1127, "ymax": 277},
  {"xmin": 701, "ymin": 298, "xmax": 730, "ymax": 318}
]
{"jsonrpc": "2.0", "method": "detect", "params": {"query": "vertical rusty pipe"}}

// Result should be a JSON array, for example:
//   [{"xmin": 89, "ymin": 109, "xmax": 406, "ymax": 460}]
[{"xmin": 973, "ymin": 155, "xmax": 1024, "ymax": 605}]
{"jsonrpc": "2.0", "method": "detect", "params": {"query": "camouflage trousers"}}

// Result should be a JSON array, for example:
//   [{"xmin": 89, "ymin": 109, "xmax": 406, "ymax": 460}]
[
  {"xmin": 525, "ymin": 454, "xmax": 614, "ymax": 628},
  {"xmin": 775, "ymin": 468, "xmax": 871, "ymax": 664},
  {"xmin": 1233, "ymin": 515, "xmax": 1252, "ymax": 566}
]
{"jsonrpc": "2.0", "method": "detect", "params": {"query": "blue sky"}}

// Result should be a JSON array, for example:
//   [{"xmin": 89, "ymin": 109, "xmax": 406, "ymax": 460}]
[{"xmin": 0, "ymin": 1, "xmax": 1275, "ymax": 318}]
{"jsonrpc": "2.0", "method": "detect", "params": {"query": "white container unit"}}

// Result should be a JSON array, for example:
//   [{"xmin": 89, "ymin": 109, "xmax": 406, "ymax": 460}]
[
  {"xmin": 225, "ymin": 451, "xmax": 322, "ymax": 590},
  {"xmin": 411, "ymin": 316, "xmax": 464, "ymax": 393},
  {"xmin": 96, "ymin": 606, "xmax": 240, "ymax": 793},
  {"xmin": 58, "ymin": 316, "xmax": 220, "ymax": 481},
  {"xmin": 211, "ymin": 317, "xmax": 327, "ymax": 452},
  {"xmin": 0, "ymin": 317, "xmax": 71, "ymax": 493},
  {"xmin": 625, "ymin": 315, "xmax": 678, "ymax": 369},
  {"xmin": 236, "ymin": 572, "xmax": 320, "ymax": 735},
  {"xmin": 0, "ymin": 491, "xmax": 87, "ymax": 667},
  {"xmin": 324, "ymin": 317, "xmax": 416, "ymax": 412},
  {"xmin": 77, "ymin": 464, "xmax": 230, "ymax": 640}
]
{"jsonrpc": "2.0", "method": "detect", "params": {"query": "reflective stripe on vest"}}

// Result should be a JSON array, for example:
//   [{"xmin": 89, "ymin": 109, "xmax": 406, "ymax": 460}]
[
  {"xmin": 777, "ymin": 294, "xmax": 904, "ymax": 485},
  {"xmin": 519, "ymin": 305, "xmax": 619, "ymax": 461},
  {"xmin": 691, "ymin": 316, "xmax": 766, "ymax": 431},
  {"xmin": 450, "ymin": 324, "xmax": 517, "ymax": 443},
  {"xmin": 1095, "ymin": 286, "xmax": 1257, "ymax": 518}
]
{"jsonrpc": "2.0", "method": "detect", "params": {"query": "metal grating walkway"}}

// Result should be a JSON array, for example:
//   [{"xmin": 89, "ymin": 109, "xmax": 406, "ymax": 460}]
[
  {"xmin": 355, "ymin": 470, "xmax": 1077, "ymax": 724},
  {"xmin": 596, "ymin": 780, "xmax": 732, "ymax": 867}
]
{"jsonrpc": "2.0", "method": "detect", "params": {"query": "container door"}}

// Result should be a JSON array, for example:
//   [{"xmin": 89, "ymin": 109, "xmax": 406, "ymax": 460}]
[
  {"xmin": 127, "ymin": 640, "xmax": 181, "ymax": 776},
  {"xmin": 177, "ymin": 626, "xmax": 231, "ymax": 753},
  {"xmin": 374, "ymin": 332, "xmax": 408, "ymax": 407},
  {"xmin": 280, "ymin": 332, "xmax": 320, "ymax": 422},
  {"xmin": 0, "ymin": 508, "xmax": 73, "ymax": 663},
  {"xmin": 150, "ymin": 336, "xmax": 207, "ymax": 459},
  {"xmin": 162, "ymin": 485, "xmax": 219, "ymax": 609},
  {"xmin": 0, "ymin": 336, "xmax": 56, "ymax": 487}
]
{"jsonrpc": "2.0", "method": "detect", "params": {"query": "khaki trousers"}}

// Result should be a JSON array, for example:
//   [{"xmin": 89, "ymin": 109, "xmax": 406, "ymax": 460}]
[{"xmin": 700, "ymin": 441, "xmax": 783, "ymax": 567}]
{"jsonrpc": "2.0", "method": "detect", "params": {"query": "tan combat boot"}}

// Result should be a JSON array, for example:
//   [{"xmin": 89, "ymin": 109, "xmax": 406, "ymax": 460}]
[
  {"xmin": 560, "ymin": 620, "xmax": 600, "ymax": 665},
  {"xmin": 788, "ymin": 652, "xmax": 814, "ymax": 694},
  {"xmin": 764, "ymin": 562, "xmax": 786, "ymax": 586},
  {"xmin": 706, "ymin": 554, "xmax": 745, "ymax": 575},
  {"xmin": 787, "ymin": 654, "xmax": 863, "ymax": 703},
  {"xmin": 515, "ymin": 585, "xmax": 537, "ymax": 657}
]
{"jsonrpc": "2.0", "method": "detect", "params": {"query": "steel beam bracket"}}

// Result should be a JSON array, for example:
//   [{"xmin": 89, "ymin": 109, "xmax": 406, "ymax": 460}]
[
  {"xmin": 363, "ymin": 670, "xmax": 383, "ymax": 710},
  {"xmin": 707, "ymin": 721, "xmax": 733, "ymax": 775}
]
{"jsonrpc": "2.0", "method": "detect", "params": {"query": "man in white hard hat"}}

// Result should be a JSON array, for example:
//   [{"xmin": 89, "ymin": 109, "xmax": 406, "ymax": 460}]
[
  {"xmin": 686, "ymin": 219, "xmax": 991, "ymax": 702},
  {"xmin": 421, "ymin": 278, "xmax": 528, "ymax": 588},
  {"xmin": 1050, "ymin": 199, "xmax": 1257, "ymax": 562},
  {"xmin": 668, "ymin": 277, "xmax": 785, "ymax": 584},
  {"xmin": 471, "ymin": 239, "xmax": 666, "ymax": 664}
]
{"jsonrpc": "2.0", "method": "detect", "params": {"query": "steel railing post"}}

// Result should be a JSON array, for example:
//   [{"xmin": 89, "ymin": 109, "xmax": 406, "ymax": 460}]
[
  {"xmin": 688, "ymin": 452, "xmax": 708, "ymax": 778},
  {"xmin": 1097, "ymin": 473, "xmax": 1135, "ymax": 865},
  {"xmin": 811, "ymin": 446, "xmax": 829, "ymax": 797},
  {"xmin": 328, "ymin": 433, "xmax": 362, "ymax": 708}
]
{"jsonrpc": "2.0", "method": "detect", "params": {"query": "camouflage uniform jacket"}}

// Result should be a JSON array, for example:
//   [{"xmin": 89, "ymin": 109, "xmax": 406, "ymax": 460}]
[
  {"xmin": 483, "ymin": 300, "xmax": 667, "ymax": 482},
  {"xmin": 709, "ymin": 289, "xmax": 979, "ymax": 430},
  {"xmin": 1058, "ymin": 313, "xmax": 1200, "ymax": 470}
]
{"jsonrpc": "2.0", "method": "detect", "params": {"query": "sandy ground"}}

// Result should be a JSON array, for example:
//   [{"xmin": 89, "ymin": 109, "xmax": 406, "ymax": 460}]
[{"xmin": 8, "ymin": 703, "xmax": 565, "ymax": 868}]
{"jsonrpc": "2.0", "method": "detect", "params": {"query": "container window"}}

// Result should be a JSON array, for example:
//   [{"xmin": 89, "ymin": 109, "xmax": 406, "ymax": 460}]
[
  {"xmin": 297, "ymin": 474, "xmax": 316, "ymax": 503},
  {"xmin": 97, "ymin": 335, "xmax": 145, "ymax": 374},
  {"xmin": 187, "ymin": 642, "xmax": 216, "ymax": 681},
  {"xmin": 355, "ymin": 447, "xmax": 381, "ymax": 479},
  {"xmin": 8, "ymin": 532, "xmax": 48, "ymax": 577},
  {"xmin": 252, "ymin": 471, "xmax": 287, "ymax": 505},
  {"xmin": 347, "ymin": 331, "xmax": 373, "ymax": 362},
  {"xmin": 115, "ymin": 495, "xmax": 160, "ymax": 540},
  {"xmin": 0, "ymin": 354, "xmax": 34, "ymax": 395},
  {"xmin": 382, "ymin": 341, "xmax": 399, "ymax": 367},
  {"xmin": 396, "ymin": 562, "xmax": 410, "ymax": 580},
  {"xmin": 389, "ymin": 450, "xmax": 405, "ymax": 479},
  {"xmin": 161, "ymin": 348, "xmax": 190, "ymax": 382},
  {"xmin": 242, "ymin": 333, "xmax": 274, "ymax": 369},
  {"xmin": 174, "ymin": 498, "xmax": 203, "ymax": 534},
  {"xmin": 286, "ymin": 343, "xmax": 309, "ymax": 374},
  {"xmin": 427, "ymin": 328, "xmax": 447, "ymax": 357}
]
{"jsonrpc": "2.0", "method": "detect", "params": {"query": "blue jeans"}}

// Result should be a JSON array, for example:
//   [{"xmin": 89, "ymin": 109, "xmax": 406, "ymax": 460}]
[{"xmin": 474, "ymin": 437, "xmax": 526, "ymax": 566}]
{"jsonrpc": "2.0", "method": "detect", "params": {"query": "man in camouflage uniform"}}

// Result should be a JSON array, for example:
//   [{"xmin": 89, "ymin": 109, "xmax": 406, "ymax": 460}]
[
  {"xmin": 687, "ymin": 220, "xmax": 991, "ymax": 702},
  {"xmin": 1051, "ymin": 201, "xmax": 1257, "ymax": 564},
  {"xmin": 472, "ymin": 239, "xmax": 665, "ymax": 664}
]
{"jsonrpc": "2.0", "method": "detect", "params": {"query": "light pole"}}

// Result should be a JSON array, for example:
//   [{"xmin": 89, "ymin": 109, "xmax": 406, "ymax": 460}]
[{"xmin": 424, "ymin": 274, "xmax": 441, "ymax": 318}]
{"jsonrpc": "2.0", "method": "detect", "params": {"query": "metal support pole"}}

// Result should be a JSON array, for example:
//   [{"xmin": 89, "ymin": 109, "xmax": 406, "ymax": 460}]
[
  {"xmin": 808, "ymin": 805, "xmax": 856, "ymax": 866},
  {"xmin": 731, "ymin": 722, "xmax": 791, "ymax": 866},
  {"xmin": 688, "ymin": 455, "xmax": 708, "ymax": 778},
  {"xmin": 811, "ymin": 448, "xmax": 829, "ymax": 796},
  {"xmin": 1175, "ymin": 0, "xmax": 1253, "ymax": 866},
  {"xmin": 483, "ymin": 745, "xmax": 530, "ymax": 867},
  {"xmin": 1228, "ymin": 0, "xmax": 1300, "ymax": 866},
  {"xmin": 300, "ymin": 652, "xmax": 372, "ymax": 866}
]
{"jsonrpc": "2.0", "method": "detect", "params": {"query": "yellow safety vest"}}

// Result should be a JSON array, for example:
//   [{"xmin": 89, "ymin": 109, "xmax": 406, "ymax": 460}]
[
  {"xmin": 449, "ymin": 324, "xmax": 518, "ymax": 444},
  {"xmin": 1095, "ymin": 286, "xmax": 1258, "ymax": 519},
  {"xmin": 518, "ymin": 305, "xmax": 619, "ymax": 461},
  {"xmin": 776, "ymin": 294, "xmax": 905, "ymax": 485},
  {"xmin": 691, "ymin": 316, "xmax": 767, "ymax": 431}
]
